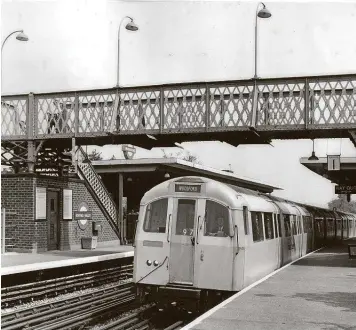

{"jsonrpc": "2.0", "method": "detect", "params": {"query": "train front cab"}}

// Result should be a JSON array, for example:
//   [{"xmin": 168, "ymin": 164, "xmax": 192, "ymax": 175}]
[{"xmin": 133, "ymin": 177, "xmax": 243, "ymax": 308}]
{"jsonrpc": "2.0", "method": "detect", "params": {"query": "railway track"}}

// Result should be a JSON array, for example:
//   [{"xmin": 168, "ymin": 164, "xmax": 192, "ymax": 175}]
[
  {"xmin": 1, "ymin": 281, "xmax": 135, "ymax": 330},
  {"xmin": 2, "ymin": 264, "xmax": 133, "ymax": 308}
]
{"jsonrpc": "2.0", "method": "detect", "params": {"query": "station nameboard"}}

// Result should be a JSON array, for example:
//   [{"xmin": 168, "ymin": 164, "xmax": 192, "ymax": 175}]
[
  {"xmin": 175, "ymin": 184, "xmax": 201, "ymax": 193},
  {"xmin": 335, "ymin": 185, "xmax": 356, "ymax": 194}
]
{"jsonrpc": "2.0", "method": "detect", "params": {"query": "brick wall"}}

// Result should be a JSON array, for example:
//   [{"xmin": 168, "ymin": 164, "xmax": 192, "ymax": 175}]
[
  {"xmin": 1, "ymin": 174, "xmax": 119, "ymax": 252},
  {"xmin": 1, "ymin": 176, "xmax": 35, "ymax": 251}
]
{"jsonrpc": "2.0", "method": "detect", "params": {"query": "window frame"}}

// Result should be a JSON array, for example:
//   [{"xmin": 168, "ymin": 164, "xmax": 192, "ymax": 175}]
[
  {"xmin": 143, "ymin": 198, "xmax": 169, "ymax": 233},
  {"xmin": 203, "ymin": 199, "xmax": 232, "ymax": 238},
  {"xmin": 251, "ymin": 211, "xmax": 264, "ymax": 242},
  {"xmin": 283, "ymin": 214, "xmax": 291, "ymax": 237},
  {"xmin": 263, "ymin": 212, "xmax": 274, "ymax": 240}
]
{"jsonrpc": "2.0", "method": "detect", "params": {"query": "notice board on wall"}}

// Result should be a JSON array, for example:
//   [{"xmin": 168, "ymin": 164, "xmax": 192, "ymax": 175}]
[
  {"xmin": 36, "ymin": 187, "xmax": 47, "ymax": 220},
  {"xmin": 63, "ymin": 189, "xmax": 73, "ymax": 220}
]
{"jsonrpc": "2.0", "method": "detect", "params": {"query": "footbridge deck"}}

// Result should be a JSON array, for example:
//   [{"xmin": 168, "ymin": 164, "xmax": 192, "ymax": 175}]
[{"xmin": 2, "ymin": 74, "xmax": 356, "ymax": 148}]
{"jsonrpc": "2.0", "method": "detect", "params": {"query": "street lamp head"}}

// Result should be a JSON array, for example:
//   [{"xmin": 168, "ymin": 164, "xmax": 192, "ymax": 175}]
[
  {"xmin": 16, "ymin": 31, "xmax": 29, "ymax": 42},
  {"xmin": 125, "ymin": 20, "xmax": 139, "ymax": 31},
  {"xmin": 257, "ymin": 7, "xmax": 272, "ymax": 19}
]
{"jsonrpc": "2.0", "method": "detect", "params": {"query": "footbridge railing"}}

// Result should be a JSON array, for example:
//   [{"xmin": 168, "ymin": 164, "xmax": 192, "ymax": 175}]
[{"xmin": 1, "ymin": 74, "xmax": 356, "ymax": 142}]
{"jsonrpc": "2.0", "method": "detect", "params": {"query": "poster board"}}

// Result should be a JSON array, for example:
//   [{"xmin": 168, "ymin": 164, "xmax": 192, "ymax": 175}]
[
  {"xmin": 35, "ymin": 187, "xmax": 47, "ymax": 220},
  {"xmin": 63, "ymin": 189, "xmax": 73, "ymax": 220}
]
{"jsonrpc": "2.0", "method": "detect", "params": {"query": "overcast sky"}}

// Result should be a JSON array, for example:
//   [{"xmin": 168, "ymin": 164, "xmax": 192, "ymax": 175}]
[{"xmin": 1, "ymin": 0, "xmax": 356, "ymax": 207}]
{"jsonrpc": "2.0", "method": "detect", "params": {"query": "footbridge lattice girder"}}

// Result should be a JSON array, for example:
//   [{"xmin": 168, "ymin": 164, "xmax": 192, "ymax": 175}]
[{"xmin": 1, "ymin": 74, "xmax": 356, "ymax": 144}]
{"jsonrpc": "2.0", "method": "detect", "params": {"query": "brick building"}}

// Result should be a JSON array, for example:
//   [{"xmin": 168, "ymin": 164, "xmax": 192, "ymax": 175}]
[{"xmin": 1, "ymin": 174, "xmax": 118, "ymax": 253}]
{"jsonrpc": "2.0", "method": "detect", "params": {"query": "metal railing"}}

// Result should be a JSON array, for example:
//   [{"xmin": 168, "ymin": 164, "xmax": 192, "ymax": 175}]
[
  {"xmin": 76, "ymin": 147, "xmax": 120, "ymax": 238},
  {"xmin": 2, "ymin": 74, "xmax": 356, "ymax": 141}
]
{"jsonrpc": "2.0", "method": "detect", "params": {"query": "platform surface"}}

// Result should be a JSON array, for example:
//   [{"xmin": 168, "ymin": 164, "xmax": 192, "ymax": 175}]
[
  {"xmin": 185, "ymin": 239, "xmax": 356, "ymax": 330},
  {"xmin": 1, "ymin": 244, "xmax": 134, "ymax": 276}
]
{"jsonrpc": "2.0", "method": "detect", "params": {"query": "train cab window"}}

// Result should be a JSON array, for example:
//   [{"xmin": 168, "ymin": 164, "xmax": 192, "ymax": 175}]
[
  {"xmin": 264, "ymin": 213, "xmax": 274, "ymax": 239},
  {"xmin": 143, "ymin": 198, "xmax": 168, "ymax": 233},
  {"xmin": 251, "ymin": 211, "xmax": 264, "ymax": 242},
  {"xmin": 284, "ymin": 214, "xmax": 291, "ymax": 237},
  {"xmin": 176, "ymin": 199, "xmax": 196, "ymax": 236},
  {"xmin": 204, "ymin": 200, "xmax": 229, "ymax": 237}
]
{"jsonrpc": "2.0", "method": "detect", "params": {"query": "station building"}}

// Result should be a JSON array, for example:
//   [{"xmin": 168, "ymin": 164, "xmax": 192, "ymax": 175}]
[{"xmin": 1, "ymin": 158, "xmax": 278, "ymax": 253}]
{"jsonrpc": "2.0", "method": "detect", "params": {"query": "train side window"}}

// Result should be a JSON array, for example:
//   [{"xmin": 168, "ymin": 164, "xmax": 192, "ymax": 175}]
[
  {"xmin": 277, "ymin": 214, "xmax": 282, "ymax": 237},
  {"xmin": 251, "ymin": 211, "xmax": 264, "ymax": 242},
  {"xmin": 243, "ymin": 206, "xmax": 249, "ymax": 235},
  {"xmin": 143, "ymin": 198, "xmax": 168, "ymax": 233},
  {"xmin": 291, "ymin": 215, "xmax": 297, "ymax": 235},
  {"xmin": 273, "ymin": 214, "xmax": 278, "ymax": 237},
  {"xmin": 302, "ymin": 216, "xmax": 307, "ymax": 233},
  {"xmin": 204, "ymin": 200, "xmax": 229, "ymax": 237},
  {"xmin": 264, "ymin": 213, "xmax": 274, "ymax": 240},
  {"xmin": 284, "ymin": 214, "xmax": 291, "ymax": 237}
]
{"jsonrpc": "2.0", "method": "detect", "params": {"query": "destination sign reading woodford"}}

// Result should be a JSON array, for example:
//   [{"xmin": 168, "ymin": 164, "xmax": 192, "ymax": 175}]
[
  {"xmin": 175, "ymin": 184, "xmax": 201, "ymax": 193},
  {"xmin": 335, "ymin": 185, "xmax": 356, "ymax": 194}
]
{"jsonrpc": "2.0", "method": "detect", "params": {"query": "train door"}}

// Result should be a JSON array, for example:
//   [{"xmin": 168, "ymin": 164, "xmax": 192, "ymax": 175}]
[
  {"xmin": 47, "ymin": 190, "xmax": 59, "ymax": 251},
  {"xmin": 169, "ymin": 198, "xmax": 198, "ymax": 285},
  {"xmin": 195, "ymin": 199, "xmax": 235, "ymax": 291}
]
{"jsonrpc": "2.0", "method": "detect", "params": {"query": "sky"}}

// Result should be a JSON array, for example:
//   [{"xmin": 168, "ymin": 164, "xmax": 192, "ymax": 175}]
[{"xmin": 1, "ymin": 0, "xmax": 356, "ymax": 207}]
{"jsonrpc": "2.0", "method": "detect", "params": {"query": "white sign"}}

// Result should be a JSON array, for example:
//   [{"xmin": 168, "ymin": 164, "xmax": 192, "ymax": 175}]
[
  {"xmin": 63, "ymin": 189, "xmax": 73, "ymax": 220},
  {"xmin": 36, "ymin": 187, "xmax": 47, "ymax": 220}
]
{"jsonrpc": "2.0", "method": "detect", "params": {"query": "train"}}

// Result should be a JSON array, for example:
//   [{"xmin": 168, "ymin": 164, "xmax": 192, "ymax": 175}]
[{"xmin": 133, "ymin": 176, "xmax": 356, "ymax": 312}]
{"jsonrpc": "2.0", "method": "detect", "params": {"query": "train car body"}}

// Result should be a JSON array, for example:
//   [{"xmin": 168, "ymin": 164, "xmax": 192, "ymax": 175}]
[{"xmin": 133, "ymin": 176, "xmax": 356, "ymax": 311}]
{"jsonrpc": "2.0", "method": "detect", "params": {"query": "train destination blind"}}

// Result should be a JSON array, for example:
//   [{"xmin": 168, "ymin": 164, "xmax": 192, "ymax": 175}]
[{"xmin": 175, "ymin": 184, "xmax": 201, "ymax": 193}]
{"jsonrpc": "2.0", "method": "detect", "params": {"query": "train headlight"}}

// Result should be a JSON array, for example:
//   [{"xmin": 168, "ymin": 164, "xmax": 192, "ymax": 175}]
[
  {"xmin": 146, "ymin": 260, "xmax": 152, "ymax": 266},
  {"xmin": 153, "ymin": 260, "xmax": 159, "ymax": 266}
]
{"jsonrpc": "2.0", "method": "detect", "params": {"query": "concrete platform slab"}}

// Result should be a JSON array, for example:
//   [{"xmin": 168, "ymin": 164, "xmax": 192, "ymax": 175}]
[
  {"xmin": 1, "ymin": 244, "xmax": 134, "ymax": 276},
  {"xmin": 184, "ymin": 240, "xmax": 356, "ymax": 330}
]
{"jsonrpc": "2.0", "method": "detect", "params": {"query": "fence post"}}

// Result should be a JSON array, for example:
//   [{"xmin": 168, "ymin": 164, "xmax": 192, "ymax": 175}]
[
  {"xmin": 250, "ymin": 79, "xmax": 258, "ymax": 129},
  {"xmin": 1, "ymin": 208, "xmax": 5, "ymax": 254},
  {"xmin": 304, "ymin": 78, "xmax": 310, "ymax": 129}
]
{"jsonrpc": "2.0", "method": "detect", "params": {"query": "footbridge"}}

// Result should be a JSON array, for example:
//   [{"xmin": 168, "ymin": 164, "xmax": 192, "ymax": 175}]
[{"xmin": 2, "ymin": 74, "xmax": 356, "ymax": 171}]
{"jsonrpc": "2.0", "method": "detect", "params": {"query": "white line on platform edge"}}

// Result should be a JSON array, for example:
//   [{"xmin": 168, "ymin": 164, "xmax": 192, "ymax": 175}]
[{"xmin": 181, "ymin": 247, "xmax": 325, "ymax": 330}]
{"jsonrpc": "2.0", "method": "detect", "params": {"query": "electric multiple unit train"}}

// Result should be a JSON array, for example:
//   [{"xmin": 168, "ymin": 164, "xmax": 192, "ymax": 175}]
[{"xmin": 133, "ymin": 176, "xmax": 356, "ymax": 311}]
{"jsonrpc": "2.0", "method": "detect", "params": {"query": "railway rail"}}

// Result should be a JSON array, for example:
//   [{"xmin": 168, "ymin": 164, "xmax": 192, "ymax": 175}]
[
  {"xmin": 2, "ymin": 264, "xmax": 133, "ymax": 308},
  {"xmin": 1, "ymin": 281, "xmax": 135, "ymax": 330}
]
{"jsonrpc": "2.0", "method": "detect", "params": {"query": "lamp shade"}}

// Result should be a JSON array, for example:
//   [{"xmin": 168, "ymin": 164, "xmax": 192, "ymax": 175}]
[
  {"xmin": 16, "ymin": 31, "xmax": 29, "ymax": 42},
  {"xmin": 126, "ymin": 21, "xmax": 139, "ymax": 31},
  {"xmin": 257, "ymin": 7, "xmax": 272, "ymax": 18}
]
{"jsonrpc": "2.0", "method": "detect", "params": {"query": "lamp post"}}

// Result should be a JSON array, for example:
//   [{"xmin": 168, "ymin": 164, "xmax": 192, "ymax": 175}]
[
  {"xmin": 117, "ymin": 16, "xmax": 139, "ymax": 87},
  {"xmin": 254, "ymin": 3, "xmax": 271, "ymax": 79},
  {"xmin": 251, "ymin": 3, "xmax": 271, "ymax": 129}
]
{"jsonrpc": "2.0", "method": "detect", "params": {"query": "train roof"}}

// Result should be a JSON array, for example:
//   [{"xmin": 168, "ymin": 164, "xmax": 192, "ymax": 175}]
[{"xmin": 141, "ymin": 176, "xmax": 356, "ymax": 219}]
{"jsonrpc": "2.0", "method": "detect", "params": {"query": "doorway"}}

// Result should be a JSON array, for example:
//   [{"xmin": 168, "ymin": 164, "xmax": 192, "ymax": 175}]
[{"xmin": 47, "ymin": 190, "xmax": 60, "ymax": 250}]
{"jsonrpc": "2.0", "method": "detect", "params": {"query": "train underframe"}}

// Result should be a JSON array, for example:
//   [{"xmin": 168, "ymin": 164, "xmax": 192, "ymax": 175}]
[{"xmin": 137, "ymin": 284, "xmax": 234, "ymax": 313}]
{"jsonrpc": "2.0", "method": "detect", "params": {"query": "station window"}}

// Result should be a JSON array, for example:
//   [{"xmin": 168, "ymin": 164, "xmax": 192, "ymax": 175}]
[
  {"xmin": 143, "ymin": 198, "xmax": 168, "ymax": 233},
  {"xmin": 176, "ymin": 199, "xmax": 196, "ymax": 236},
  {"xmin": 204, "ymin": 200, "xmax": 229, "ymax": 237},
  {"xmin": 251, "ymin": 211, "xmax": 264, "ymax": 242},
  {"xmin": 264, "ymin": 213, "xmax": 274, "ymax": 239},
  {"xmin": 284, "ymin": 214, "xmax": 291, "ymax": 237}
]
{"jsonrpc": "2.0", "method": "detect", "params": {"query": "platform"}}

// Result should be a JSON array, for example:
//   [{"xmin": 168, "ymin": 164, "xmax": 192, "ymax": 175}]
[
  {"xmin": 1, "ymin": 244, "xmax": 134, "ymax": 276},
  {"xmin": 184, "ymin": 239, "xmax": 356, "ymax": 330}
]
